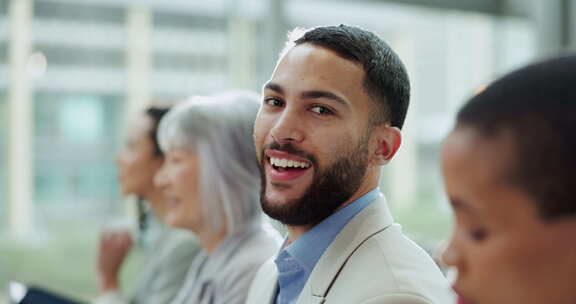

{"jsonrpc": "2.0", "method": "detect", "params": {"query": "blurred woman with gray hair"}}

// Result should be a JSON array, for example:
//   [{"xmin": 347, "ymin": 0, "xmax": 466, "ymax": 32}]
[{"xmin": 154, "ymin": 90, "xmax": 281, "ymax": 304}]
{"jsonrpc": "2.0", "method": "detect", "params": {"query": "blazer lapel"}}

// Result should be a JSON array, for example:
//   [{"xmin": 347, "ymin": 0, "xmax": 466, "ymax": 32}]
[{"xmin": 297, "ymin": 196, "xmax": 395, "ymax": 303}]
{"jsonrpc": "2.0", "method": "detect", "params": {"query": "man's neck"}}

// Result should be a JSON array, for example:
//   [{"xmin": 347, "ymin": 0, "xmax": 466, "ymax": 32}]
[{"xmin": 285, "ymin": 225, "xmax": 313, "ymax": 244}]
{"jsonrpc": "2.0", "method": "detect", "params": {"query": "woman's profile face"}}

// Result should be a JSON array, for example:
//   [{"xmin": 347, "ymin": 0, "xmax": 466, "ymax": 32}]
[
  {"xmin": 116, "ymin": 115, "xmax": 164, "ymax": 201},
  {"xmin": 154, "ymin": 148, "xmax": 203, "ymax": 232}
]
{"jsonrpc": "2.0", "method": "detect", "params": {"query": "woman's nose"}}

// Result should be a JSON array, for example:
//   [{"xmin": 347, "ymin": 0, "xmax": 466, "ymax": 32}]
[
  {"xmin": 440, "ymin": 231, "xmax": 463, "ymax": 268},
  {"xmin": 154, "ymin": 166, "xmax": 167, "ymax": 188}
]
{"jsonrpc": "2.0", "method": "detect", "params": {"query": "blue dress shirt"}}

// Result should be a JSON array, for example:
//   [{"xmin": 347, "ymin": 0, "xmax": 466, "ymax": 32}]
[{"xmin": 274, "ymin": 188, "xmax": 381, "ymax": 304}]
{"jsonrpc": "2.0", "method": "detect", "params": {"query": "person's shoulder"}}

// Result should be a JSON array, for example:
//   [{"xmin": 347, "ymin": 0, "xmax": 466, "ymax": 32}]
[
  {"xmin": 369, "ymin": 223, "xmax": 437, "ymax": 267},
  {"xmin": 164, "ymin": 227, "xmax": 198, "ymax": 248},
  {"xmin": 235, "ymin": 223, "xmax": 282, "ymax": 260},
  {"xmin": 156, "ymin": 228, "xmax": 200, "ymax": 264},
  {"xmin": 215, "ymin": 223, "xmax": 281, "ymax": 279},
  {"xmin": 216, "ymin": 235, "xmax": 278, "ymax": 300},
  {"xmin": 325, "ymin": 224, "xmax": 453, "ymax": 304},
  {"xmin": 356, "ymin": 224, "xmax": 441, "ymax": 276}
]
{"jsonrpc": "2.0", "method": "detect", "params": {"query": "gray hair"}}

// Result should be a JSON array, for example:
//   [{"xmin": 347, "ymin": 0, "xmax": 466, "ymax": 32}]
[{"xmin": 157, "ymin": 90, "xmax": 262, "ymax": 236}]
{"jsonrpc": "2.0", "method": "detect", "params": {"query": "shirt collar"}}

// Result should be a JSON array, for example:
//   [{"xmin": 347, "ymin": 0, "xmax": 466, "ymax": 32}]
[{"xmin": 283, "ymin": 188, "xmax": 381, "ymax": 273}]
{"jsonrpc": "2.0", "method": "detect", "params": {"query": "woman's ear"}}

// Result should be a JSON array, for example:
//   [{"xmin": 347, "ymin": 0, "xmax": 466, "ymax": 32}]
[{"xmin": 371, "ymin": 126, "xmax": 402, "ymax": 166}]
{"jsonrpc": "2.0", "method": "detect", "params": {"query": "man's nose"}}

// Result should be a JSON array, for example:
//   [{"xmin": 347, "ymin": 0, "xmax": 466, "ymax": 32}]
[{"xmin": 269, "ymin": 109, "xmax": 304, "ymax": 144}]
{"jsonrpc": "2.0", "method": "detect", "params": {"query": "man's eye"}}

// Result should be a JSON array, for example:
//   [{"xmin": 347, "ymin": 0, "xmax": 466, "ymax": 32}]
[
  {"xmin": 264, "ymin": 98, "xmax": 284, "ymax": 107},
  {"xmin": 310, "ymin": 106, "xmax": 333, "ymax": 115}
]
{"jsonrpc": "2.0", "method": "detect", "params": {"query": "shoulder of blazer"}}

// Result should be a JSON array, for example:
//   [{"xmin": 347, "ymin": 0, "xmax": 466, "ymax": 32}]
[{"xmin": 308, "ymin": 196, "xmax": 395, "ymax": 298}]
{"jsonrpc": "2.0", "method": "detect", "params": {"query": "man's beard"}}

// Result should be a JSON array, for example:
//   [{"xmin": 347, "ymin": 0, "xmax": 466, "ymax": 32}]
[{"xmin": 259, "ymin": 133, "xmax": 370, "ymax": 226}]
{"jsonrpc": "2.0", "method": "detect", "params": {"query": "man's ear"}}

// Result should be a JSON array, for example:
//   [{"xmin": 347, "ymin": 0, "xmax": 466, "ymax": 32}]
[{"xmin": 371, "ymin": 126, "xmax": 401, "ymax": 166}]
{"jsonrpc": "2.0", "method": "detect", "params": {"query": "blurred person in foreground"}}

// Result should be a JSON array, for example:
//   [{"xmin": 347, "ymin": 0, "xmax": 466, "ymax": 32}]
[
  {"xmin": 246, "ymin": 24, "xmax": 453, "ymax": 304},
  {"xmin": 154, "ymin": 91, "xmax": 282, "ymax": 304},
  {"xmin": 95, "ymin": 106, "xmax": 200, "ymax": 304},
  {"xmin": 441, "ymin": 55, "xmax": 576, "ymax": 304}
]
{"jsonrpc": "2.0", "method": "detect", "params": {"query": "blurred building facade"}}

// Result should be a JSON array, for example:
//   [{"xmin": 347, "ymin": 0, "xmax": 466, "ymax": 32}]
[{"xmin": 0, "ymin": 0, "xmax": 575, "ymax": 300}]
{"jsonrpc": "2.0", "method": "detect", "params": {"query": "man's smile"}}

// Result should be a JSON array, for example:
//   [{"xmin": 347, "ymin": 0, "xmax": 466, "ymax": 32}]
[{"xmin": 265, "ymin": 149, "xmax": 313, "ymax": 183}]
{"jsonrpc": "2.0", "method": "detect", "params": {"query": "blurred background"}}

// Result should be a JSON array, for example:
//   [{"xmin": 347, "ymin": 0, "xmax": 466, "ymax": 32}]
[{"xmin": 0, "ymin": 0, "xmax": 574, "ymax": 302}]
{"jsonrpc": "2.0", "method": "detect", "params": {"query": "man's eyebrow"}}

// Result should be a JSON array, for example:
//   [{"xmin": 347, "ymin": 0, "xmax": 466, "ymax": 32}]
[
  {"xmin": 301, "ymin": 90, "xmax": 349, "ymax": 107},
  {"xmin": 263, "ymin": 82, "xmax": 284, "ymax": 95},
  {"xmin": 263, "ymin": 83, "xmax": 349, "ymax": 107}
]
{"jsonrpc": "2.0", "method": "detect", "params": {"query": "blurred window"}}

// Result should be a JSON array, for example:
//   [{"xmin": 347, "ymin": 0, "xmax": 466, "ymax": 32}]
[
  {"xmin": 34, "ymin": 1, "xmax": 124, "ymax": 24},
  {"xmin": 151, "ymin": 11, "xmax": 230, "ymax": 98},
  {"xmin": 34, "ymin": 93, "xmax": 122, "ymax": 208},
  {"xmin": 0, "ymin": 2, "xmax": 6, "ymax": 231},
  {"xmin": 0, "ymin": 91, "xmax": 6, "ymax": 230}
]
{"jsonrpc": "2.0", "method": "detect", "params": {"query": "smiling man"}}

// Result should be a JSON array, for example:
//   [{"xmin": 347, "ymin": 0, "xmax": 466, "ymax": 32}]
[{"xmin": 246, "ymin": 25, "xmax": 453, "ymax": 304}]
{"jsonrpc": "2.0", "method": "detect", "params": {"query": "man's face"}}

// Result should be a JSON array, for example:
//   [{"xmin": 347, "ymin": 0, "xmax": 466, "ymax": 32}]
[
  {"xmin": 441, "ymin": 127, "xmax": 576, "ymax": 304},
  {"xmin": 253, "ymin": 43, "xmax": 375, "ymax": 226}
]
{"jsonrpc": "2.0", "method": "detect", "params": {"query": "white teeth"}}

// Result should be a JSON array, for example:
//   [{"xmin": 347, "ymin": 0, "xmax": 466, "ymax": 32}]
[{"xmin": 270, "ymin": 157, "xmax": 310, "ymax": 168}]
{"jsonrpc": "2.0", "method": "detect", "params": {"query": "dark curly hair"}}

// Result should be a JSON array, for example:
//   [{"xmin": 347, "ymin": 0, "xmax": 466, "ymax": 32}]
[{"xmin": 145, "ymin": 107, "xmax": 171, "ymax": 156}]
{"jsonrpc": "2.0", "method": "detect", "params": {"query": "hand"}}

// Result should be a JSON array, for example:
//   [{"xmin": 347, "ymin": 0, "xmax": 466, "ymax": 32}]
[{"xmin": 97, "ymin": 229, "xmax": 133, "ymax": 292}]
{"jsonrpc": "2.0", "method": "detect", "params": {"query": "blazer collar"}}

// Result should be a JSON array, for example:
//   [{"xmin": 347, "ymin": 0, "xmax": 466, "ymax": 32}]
[
  {"xmin": 306, "ymin": 195, "xmax": 395, "ymax": 299},
  {"xmin": 253, "ymin": 258, "xmax": 279, "ymax": 304}
]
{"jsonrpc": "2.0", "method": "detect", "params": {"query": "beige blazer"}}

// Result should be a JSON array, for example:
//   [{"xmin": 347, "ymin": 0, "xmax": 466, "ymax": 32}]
[{"xmin": 245, "ymin": 197, "xmax": 455, "ymax": 304}]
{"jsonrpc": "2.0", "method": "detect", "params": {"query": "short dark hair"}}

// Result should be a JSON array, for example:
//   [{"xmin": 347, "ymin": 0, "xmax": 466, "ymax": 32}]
[
  {"xmin": 289, "ymin": 24, "xmax": 410, "ymax": 129},
  {"xmin": 456, "ymin": 55, "xmax": 576, "ymax": 221},
  {"xmin": 145, "ymin": 106, "xmax": 171, "ymax": 156}
]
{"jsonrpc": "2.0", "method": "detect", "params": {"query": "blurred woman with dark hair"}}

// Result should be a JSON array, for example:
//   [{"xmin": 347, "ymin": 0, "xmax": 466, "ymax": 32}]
[{"xmin": 94, "ymin": 106, "xmax": 199, "ymax": 304}]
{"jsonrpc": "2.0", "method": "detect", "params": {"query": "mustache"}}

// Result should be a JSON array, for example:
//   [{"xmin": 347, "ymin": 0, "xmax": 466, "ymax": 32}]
[{"xmin": 262, "ymin": 141, "xmax": 318, "ymax": 167}]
